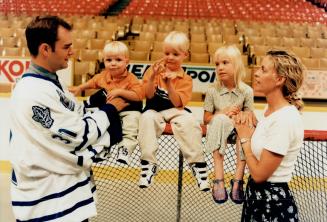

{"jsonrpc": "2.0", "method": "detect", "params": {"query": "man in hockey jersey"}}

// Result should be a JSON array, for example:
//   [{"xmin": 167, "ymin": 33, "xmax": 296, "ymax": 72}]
[{"xmin": 9, "ymin": 16, "xmax": 121, "ymax": 222}]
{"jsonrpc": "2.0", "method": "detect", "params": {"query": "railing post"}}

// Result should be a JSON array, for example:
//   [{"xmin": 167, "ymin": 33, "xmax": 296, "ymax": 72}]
[{"xmin": 176, "ymin": 150, "xmax": 184, "ymax": 222}]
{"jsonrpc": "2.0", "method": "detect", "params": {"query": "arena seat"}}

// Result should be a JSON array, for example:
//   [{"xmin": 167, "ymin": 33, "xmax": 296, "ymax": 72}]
[
  {"xmin": 155, "ymin": 32, "xmax": 168, "ymax": 41},
  {"xmin": 74, "ymin": 60, "xmax": 97, "ymax": 85},
  {"xmin": 302, "ymin": 57, "xmax": 320, "ymax": 69},
  {"xmin": 291, "ymin": 46, "xmax": 311, "ymax": 58},
  {"xmin": 150, "ymin": 41, "xmax": 163, "ymax": 52},
  {"xmin": 264, "ymin": 37, "xmax": 281, "ymax": 47},
  {"xmin": 310, "ymin": 47, "xmax": 327, "ymax": 58},
  {"xmin": 319, "ymin": 58, "xmax": 327, "ymax": 69},
  {"xmin": 139, "ymin": 32, "xmax": 156, "ymax": 42},
  {"xmin": 316, "ymin": 38, "xmax": 327, "ymax": 48},
  {"xmin": 0, "ymin": 28, "xmax": 15, "ymax": 37},
  {"xmin": 282, "ymin": 37, "xmax": 300, "ymax": 47},
  {"xmin": 300, "ymin": 37, "xmax": 316, "ymax": 48},
  {"xmin": 72, "ymin": 38, "xmax": 89, "ymax": 50},
  {"xmin": 2, "ymin": 47, "xmax": 21, "ymax": 57},
  {"xmin": 150, "ymin": 51, "xmax": 164, "ymax": 61},
  {"xmin": 97, "ymin": 30, "xmax": 116, "ymax": 41},
  {"xmin": 0, "ymin": 37, "xmax": 18, "ymax": 48},
  {"xmin": 129, "ymin": 50, "xmax": 149, "ymax": 61},
  {"xmin": 133, "ymin": 40, "xmax": 152, "ymax": 52},
  {"xmin": 190, "ymin": 52, "xmax": 209, "ymax": 63},
  {"xmin": 79, "ymin": 49, "xmax": 100, "ymax": 61},
  {"xmin": 206, "ymin": 34, "xmax": 223, "ymax": 43},
  {"xmin": 190, "ymin": 43, "xmax": 207, "ymax": 53},
  {"xmin": 207, "ymin": 42, "xmax": 224, "ymax": 54},
  {"xmin": 88, "ymin": 39, "xmax": 106, "ymax": 50}
]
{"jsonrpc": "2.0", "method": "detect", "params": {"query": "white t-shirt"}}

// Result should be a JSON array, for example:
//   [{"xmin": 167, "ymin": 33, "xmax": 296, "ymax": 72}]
[{"xmin": 251, "ymin": 105, "xmax": 304, "ymax": 182}]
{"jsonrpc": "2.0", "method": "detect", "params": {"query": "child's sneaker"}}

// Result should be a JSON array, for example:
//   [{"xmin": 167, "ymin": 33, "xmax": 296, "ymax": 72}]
[
  {"xmin": 191, "ymin": 162, "xmax": 210, "ymax": 192},
  {"xmin": 139, "ymin": 160, "xmax": 157, "ymax": 188},
  {"xmin": 117, "ymin": 146, "xmax": 129, "ymax": 165}
]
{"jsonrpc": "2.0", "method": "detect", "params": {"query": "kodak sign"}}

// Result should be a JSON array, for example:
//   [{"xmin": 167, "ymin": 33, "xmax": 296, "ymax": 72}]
[
  {"xmin": 0, "ymin": 57, "xmax": 73, "ymax": 86},
  {"xmin": 0, "ymin": 59, "xmax": 30, "ymax": 82}
]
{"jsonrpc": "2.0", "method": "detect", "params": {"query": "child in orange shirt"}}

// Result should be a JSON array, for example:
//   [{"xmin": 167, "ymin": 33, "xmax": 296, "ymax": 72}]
[
  {"xmin": 70, "ymin": 41, "xmax": 144, "ymax": 165},
  {"xmin": 138, "ymin": 31, "xmax": 210, "ymax": 191}
]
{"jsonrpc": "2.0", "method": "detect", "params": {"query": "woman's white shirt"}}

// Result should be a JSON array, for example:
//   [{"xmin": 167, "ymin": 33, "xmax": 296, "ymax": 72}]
[{"xmin": 251, "ymin": 105, "xmax": 304, "ymax": 182}]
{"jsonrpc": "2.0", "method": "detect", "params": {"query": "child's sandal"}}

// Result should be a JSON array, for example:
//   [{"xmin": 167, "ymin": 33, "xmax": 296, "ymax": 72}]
[
  {"xmin": 212, "ymin": 179, "xmax": 228, "ymax": 204},
  {"xmin": 230, "ymin": 179, "xmax": 245, "ymax": 204}
]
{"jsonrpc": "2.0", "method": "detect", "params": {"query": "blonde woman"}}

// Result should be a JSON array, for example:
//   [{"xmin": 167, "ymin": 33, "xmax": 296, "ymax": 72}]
[
  {"xmin": 234, "ymin": 50, "xmax": 304, "ymax": 221},
  {"xmin": 203, "ymin": 45, "xmax": 255, "ymax": 204}
]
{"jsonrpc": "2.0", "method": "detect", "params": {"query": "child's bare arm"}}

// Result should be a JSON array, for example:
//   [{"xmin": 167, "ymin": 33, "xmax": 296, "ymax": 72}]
[
  {"xmin": 203, "ymin": 111, "xmax": 214, "ymax": 125},
  {"xmin": 68, "ymin": 81, "xmax": 92, "ymax": 96},
  {"xmin": 107, "ymin": 88, "xmax": 140, "ymax": 101}
]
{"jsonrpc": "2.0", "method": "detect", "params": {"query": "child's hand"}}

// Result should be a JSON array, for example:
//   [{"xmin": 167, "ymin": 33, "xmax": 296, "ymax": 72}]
[
  {"xmin": 68, "ymin": 86, "xmax": 81, "ymax": 96},
  {"xmin": 226, "ymin": 105, "xmax": 241, "ymax": 117},
  {"xmin": 152, "ymin": 59, "xmax": 166, "ymax": 76},
  {"xmin": 107, "ymin": 97, "xmax": 129, "ymax": 111},
  {"xmin": 216, "ymin": 106, "xmax": 241, "ymax": 117},
  {"xmin": 163, "ymin": 71, "xmax": 177, "ymax": 81},
  {"xmin": 107, "ymin": 88, "xmax": 122, "ymax": 100}
]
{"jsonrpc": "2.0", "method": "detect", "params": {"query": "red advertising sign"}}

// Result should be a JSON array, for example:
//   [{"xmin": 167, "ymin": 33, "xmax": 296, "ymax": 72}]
[{"xmin": 0, "ymin": 57, "xmax": 73, "ymax": 86}]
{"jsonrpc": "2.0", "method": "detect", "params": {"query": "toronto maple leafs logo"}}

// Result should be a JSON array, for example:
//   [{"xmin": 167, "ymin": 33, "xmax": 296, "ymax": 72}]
[
  {"xmin": 56, "ymin": 90, "xmax": 75, "ymax": 111},
  {"xmin": 32, "ymin": 106, "xmax": 54, "ymax": 128}
]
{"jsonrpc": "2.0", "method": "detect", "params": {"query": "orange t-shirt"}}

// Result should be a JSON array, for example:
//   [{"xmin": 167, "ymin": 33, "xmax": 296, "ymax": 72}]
[
  {"xmin": 87, "ymin": 70, "xmax": 144, "ymax": 101},
  {"xmin": 142, "ymin": 66, "xmax": 192, "ymax": 109}
]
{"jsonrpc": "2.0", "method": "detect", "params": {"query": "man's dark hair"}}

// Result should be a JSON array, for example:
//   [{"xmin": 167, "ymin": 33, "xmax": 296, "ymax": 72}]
[{"xmin": 25, "ymin": 16, "xmax": 72, "ymax": 57}]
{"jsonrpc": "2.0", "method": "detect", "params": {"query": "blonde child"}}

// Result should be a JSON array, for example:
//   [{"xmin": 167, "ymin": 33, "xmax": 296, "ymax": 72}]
[
  {"xmin": 203, "ymin": 45, "xmax": 255, "ymax": 204},
  {"xmin": 69, "ymin": 41, "xmax": 144, "ymax": 165},
  {"xmin": 138, "ymin": 31, "xmax": 210, "ymax": 191}
]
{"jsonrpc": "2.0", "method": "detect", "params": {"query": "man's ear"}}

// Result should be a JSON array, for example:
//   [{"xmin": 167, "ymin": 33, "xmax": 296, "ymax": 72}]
[{"xmin": 39, "ymin": 43, "xmax": 51, "ymax": 57}]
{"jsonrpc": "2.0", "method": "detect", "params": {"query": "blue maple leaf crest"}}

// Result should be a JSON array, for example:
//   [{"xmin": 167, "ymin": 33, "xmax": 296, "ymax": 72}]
[{"xmin": 32, "ymin": 106, "xmax": 54, "ymax": 128}]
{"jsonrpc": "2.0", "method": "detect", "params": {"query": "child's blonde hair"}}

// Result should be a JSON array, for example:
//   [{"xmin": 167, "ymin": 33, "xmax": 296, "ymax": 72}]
[
  {"xmin": 163, "ymin": 31, "xmax": 189, "ymax": 53},
  {"xmin": 103, "ymin": 41, "xmax": 129, "ymax": 57},
  {"xmin": 214, "ymin": 45, "xmax": 246, "ymax": 89}
]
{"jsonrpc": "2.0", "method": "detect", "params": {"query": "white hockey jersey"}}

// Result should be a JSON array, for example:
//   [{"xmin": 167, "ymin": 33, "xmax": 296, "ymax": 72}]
[{"xmin": 10, "ymin": 68, "xmax": 111, "ymax": 221}]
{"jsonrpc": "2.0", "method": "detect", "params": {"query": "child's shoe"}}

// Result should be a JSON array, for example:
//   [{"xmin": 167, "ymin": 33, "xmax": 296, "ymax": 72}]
[
  {"xmin": 229, "ymin": 179, "xmax": 245, "ymax": 204},
  {"xmin": 212, "ymin": 179, "xmax": 228, "ymax": 204},
  {"xmin": 117, "ymin": 146, "xmax": 129, "ymax": 165},
  {"xmin": 139, "ymin": 160, "xmax": 157, "ymax": 188},
  {"xmin": 191, "ymin": 162, "xmax": 210, "ymax": 192}
]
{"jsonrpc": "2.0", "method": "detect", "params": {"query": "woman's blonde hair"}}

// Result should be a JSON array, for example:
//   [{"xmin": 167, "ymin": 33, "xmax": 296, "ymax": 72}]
[
  {"xmin": 266, "ymin": 50, "xmax": 305, "ymax": 111},
  {"xmin": 163, "ymin": 31, "xmax": 189, "ymax": 53},
  {"xmin": 213, "ymin": 45, "xmax": 246, "ymax": 89},
  {"xmin": 103, "ymin": 41, "xmax": 129, "ymax": 57}
]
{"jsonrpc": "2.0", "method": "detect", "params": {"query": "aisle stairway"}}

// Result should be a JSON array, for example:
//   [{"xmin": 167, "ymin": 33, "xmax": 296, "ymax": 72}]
[{"xmin": 102, "ymin": 0, "xmax": 131, "ymax": 16}]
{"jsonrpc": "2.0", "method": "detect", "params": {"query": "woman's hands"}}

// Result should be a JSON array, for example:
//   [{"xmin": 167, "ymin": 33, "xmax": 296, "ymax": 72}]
[{"xmin": 233, "ymin": 111, "xmax": 257, "ymax": 139}]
